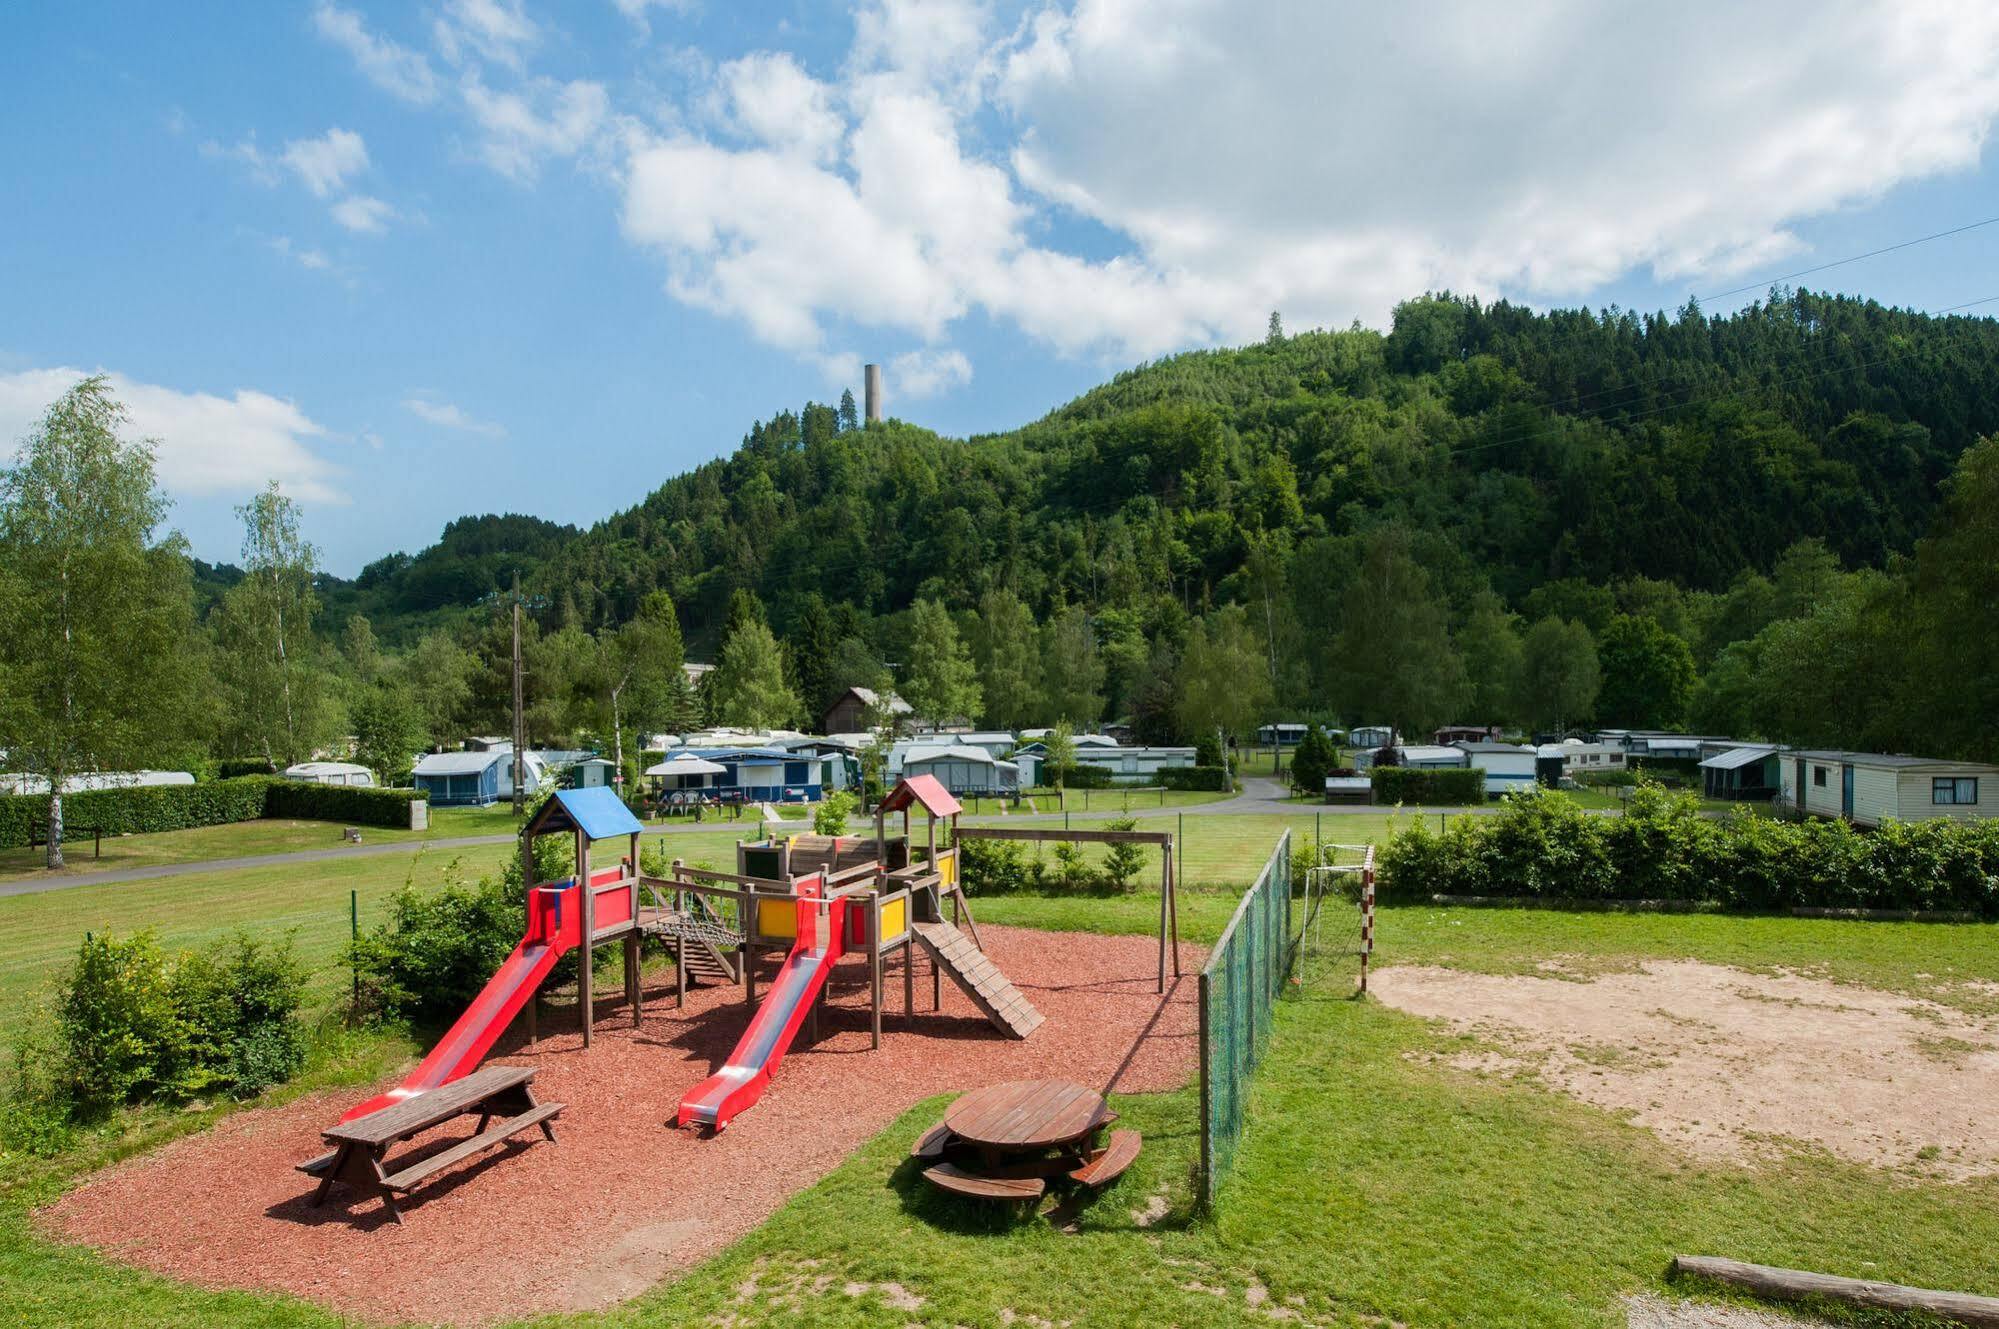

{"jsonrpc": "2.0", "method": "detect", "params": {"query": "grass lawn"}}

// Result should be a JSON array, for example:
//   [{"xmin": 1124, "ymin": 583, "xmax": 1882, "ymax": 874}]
[{"xmin": 4, "ymin": 861, "xmax": 1999, "ymax": 1324}]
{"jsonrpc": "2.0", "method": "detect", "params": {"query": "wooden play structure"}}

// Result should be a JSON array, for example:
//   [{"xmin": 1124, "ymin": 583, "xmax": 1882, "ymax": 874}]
[
  {"xmin": 953, "ymin": 822, "xmax": 1183, "ymax": 993},
  {"xmin": 301, "ymin": 778, "xmax": 1062, "ymax": 1218}
]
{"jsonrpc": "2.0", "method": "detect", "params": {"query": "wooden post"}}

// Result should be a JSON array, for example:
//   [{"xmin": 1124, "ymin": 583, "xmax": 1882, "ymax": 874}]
[
  {"xmin": 903, "ymin": 938, "xmax": 913, "ymax": 1025},
  {"xmin": 1157, "ymin": 837, "xmax": 1169, "ymax": 994},
  {"xmin": 1168, "ymin": 838, "xmax": 1181, "ymax": 977},
  {"xmin": 577, "ymin": 830, "xmax": 593, "ymax": 1047},
  {"xmin": 869, "ymin": 894, "xmax": 882, "ymax": 1049},
  {"xmin": 628, "ymin": 831, "xmax": 642, "ymax": 1026},
  {"xmin": 523, "ymin": 827, "xmax": 539, "ymax": 1044}
]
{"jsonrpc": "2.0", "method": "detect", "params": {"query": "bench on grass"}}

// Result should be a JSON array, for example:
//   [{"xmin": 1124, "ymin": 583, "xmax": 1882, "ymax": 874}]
[
  {"xmin": 1068, "ymin": 1129, "xmax": 1141, "ymax": 1187},
  {"xmin": 922, "ymin": 1162, "xmax": 1046, "ymax": 1207},
  {"xmin": 298, "ymin": 1064, "xmax": 561, "ymax": 1224},
  {"xmin": 910, "ymin": 1121, "xmax": 954, "ymax": 1161}
]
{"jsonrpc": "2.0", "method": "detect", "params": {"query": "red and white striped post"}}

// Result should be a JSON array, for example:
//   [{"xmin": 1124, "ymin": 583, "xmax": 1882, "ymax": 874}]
[{"xmin": 1358, "ymin": 848, "xmax": 1376, "ymax": 995}]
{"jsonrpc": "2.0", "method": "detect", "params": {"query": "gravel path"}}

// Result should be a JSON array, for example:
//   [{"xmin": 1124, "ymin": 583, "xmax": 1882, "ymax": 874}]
[{"xmin": 47, "ymin": 923, "xmax": 1203, "ymax": 1326}]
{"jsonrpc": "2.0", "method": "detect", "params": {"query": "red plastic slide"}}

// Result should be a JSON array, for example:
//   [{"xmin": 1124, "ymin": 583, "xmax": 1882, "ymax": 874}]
[
  {"xmin": 340, "ymin": 863, "xmax": 630, "ymax": 1123},
  {"xmin": 677, "ymin": 875, "xmax": 843, "ymax": 1132}
]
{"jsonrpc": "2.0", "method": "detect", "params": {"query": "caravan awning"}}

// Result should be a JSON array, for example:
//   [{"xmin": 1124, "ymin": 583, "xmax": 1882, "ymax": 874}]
[
  {"xmin": 646, "ymin": 755, "xmax": 726, "ymax": 776},
  {"xmin": 1699, "ymin": 746, "xmax": 1778, "ymax": 771}
]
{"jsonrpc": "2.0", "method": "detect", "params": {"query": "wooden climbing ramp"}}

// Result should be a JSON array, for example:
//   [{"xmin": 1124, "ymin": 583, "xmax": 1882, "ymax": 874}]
[{"xmin": 912, "ymin": 919, "xmax": 1043, "ymax": 1038}]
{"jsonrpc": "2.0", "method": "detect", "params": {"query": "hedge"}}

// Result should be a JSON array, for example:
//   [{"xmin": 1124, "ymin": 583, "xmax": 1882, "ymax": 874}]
[
  {"xmin": 0, "ymin": 776, "xmax": 424, "ymax": 848},
  {"xmin": 1048, "ymin": 763, "xmax": 1116, "ymax": 789},
  {"xmin": 1160, "ymin": 765, "xmax": 1233, "ymax": 792},
  {"xmin": 1378, "ymin": 783, "xmax": 1999, "ymax": 917},
  {"xmin": 262, "ymin": 780, "xmax": 424, "ymax": 827},
  {"xmin": 1369, "ymin": 766, "xmax": 1486, "ymax": 805}
]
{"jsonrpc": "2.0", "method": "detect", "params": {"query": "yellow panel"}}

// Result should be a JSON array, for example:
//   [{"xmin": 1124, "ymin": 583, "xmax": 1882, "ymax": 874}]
[
  {"xmin": 758, "ymin": 897, "xmax": 796, "ymax": 940},
  {"xmin": 939, "ymin": 851, "xmax": 958, "ymax": 889},
  {"xmin": 881, "ymin": 896, "xmax": 906, "ymax": 940}
]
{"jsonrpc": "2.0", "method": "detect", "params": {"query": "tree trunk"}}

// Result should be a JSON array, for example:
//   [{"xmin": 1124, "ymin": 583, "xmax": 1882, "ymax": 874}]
[
  {"xmin": 611, "ymin": 684, "xmax": 625, "ymax": 793},
  {"xmin": 45, "ymin": 788, "xmax": 64, "ymax": 871}
]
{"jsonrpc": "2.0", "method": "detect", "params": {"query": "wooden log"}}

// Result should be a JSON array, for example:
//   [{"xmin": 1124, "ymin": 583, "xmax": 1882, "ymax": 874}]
[{"xmin": 1672, "ymin": 1255, "xmax": 1999, "ymax": 1327}]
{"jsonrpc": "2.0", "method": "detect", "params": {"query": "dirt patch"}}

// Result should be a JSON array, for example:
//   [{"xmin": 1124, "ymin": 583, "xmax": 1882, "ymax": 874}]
[
  {"xmin": 1625, "ymin": 1293, "xmax": 1827, "ymax": 1327},
  {"xmin": 45, "ymin": 925, "xmax": 1201, "ymax": 1326},
  {"xmin": 1374, "ymin": 961, "xmax": 1999, "ymax": 1178}
]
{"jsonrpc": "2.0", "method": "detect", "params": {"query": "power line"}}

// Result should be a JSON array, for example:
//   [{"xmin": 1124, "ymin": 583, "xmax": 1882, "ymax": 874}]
[{"xmin": 1698, "ymin": 215, "xmax": 1999, "ymax": 304}]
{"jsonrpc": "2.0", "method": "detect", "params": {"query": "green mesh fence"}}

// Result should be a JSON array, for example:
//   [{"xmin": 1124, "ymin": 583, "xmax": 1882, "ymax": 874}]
[{"xmin": 1198, "ymin": 830, "xmax": 1293, "ymax": 1209}]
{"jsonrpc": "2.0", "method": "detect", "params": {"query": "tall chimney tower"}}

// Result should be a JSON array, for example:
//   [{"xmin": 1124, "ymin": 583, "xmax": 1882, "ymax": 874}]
[{"xmin": 864, "ymin": 362, "xmax": 882, "ymax": 423}]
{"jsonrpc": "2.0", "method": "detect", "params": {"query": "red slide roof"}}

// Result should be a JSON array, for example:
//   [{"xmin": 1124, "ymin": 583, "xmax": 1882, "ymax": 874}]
[{"xmin": 878, "ymin": 773, "xmax": 962, "ymax": 818}]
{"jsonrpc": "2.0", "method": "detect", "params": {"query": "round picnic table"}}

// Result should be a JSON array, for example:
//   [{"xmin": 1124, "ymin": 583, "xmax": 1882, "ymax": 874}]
[{"xmin": 943, "ymin": 1078, "xmax": 1110, "ymax": 1172}]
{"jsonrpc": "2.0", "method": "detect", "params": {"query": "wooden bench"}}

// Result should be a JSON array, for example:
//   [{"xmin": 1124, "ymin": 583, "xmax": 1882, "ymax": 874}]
[
  {"xmin": 300, "ymin": 1065, "xmax": 562, "ymax": 1224},
  {"xmin": 910, "ymin": 1121, "xmax": 954, "ymax": 1161},
  {"xmin": 1068, "ymin": 1129, "xmax": 1141, "ymax": 1188},
  {"xmin": 923, "ymin": 1162, "xmax": 1046, "ymax": 1206}
]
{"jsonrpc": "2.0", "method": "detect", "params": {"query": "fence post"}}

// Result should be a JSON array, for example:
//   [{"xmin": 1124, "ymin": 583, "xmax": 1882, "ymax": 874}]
[
  {"xmin": 350, "ymin": 888, "xmax": 360, "ymax": 1010},
  {"xmin": 1197, "ymin": 967, "xmax": 1212, "ymax": 1209}
]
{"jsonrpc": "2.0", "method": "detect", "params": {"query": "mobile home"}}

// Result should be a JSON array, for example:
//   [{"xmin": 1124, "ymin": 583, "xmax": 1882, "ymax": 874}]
[{"xmin": 1780, "ymin": 750, "xmax": 1999, "ymax": 827}]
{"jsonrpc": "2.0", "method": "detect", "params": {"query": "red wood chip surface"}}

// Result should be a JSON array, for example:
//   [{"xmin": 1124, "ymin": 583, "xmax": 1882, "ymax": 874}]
[{"xmin": 44, "ymin": 925, "xmax": 1202, "ymax": 1326}]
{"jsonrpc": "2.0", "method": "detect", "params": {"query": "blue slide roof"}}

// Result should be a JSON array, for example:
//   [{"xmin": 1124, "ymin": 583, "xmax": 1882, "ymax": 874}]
[{"xmin": 546, "ymin": 786, "xmax": 645, "ymax": 842}]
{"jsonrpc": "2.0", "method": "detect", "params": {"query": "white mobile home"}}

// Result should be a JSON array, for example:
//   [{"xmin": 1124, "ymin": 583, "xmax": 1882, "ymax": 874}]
[
  {"xmin": 1781, "ymin": 750, "xmax": 1999, "ymax": 827},
  {"xmin": 282, "ymin": 761, "xmax": 376, "ymax": 787},
  {"xmin": 1353, "ymin": 745, "xmax": 1467, "ymax": 772},
  {"xmin": 1078, "ymin": 745, "xmax": 1198, "ymax": 784},
  {"xmin": 1453, "ymin": 741, "xmax": 1538, "ymax": 797},
  {"xmin": 901, "ymin": 744, "xmax": 1020, "ymax": 795}
]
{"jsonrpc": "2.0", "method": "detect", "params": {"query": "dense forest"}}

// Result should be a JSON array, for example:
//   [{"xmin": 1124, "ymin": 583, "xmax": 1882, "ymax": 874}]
[{"xmin": 12, "ymin": 289, "xmax": 1999, "ymax": 781}]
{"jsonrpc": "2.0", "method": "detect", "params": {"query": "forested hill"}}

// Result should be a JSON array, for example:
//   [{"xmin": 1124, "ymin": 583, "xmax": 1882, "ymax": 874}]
[{"xmin": 314, "ymin": 290, "xmax": 1999, "ymax": 759}]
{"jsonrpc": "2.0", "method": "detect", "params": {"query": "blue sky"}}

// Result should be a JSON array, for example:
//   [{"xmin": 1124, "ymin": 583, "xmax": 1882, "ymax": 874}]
[{"xmin": 5, "ymin": 1, "xmax": 1999, "ymax": 574}]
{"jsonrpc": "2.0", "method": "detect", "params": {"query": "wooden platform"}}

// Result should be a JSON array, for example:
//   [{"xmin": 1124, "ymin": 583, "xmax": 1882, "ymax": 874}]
[{"xmin": 912, "ymin": 920, "xmax": 1043, "ymax": 1038}]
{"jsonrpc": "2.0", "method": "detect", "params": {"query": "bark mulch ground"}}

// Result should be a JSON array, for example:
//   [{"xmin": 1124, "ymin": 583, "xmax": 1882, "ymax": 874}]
[{"xmin": 46, "ymin": 924, "xmax": 1203, "ymax": 1326}]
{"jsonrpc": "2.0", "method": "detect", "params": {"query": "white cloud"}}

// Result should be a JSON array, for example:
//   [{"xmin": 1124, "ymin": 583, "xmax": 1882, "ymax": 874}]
[
  {"xmin": 282, "ymin": 127, "xmax": 369, "ymax": 197},
  {"xmin": 996, "ymin": 0, "xmax": 1999, "ymax": 335},
  {"xmin": 718, "ymin": 52, "xmax": 844, "ymax": 163},
  {"xmin": 888, "ymin": 347, "xmax": 972, "ymax": 399},
  {"xmin": 268, "ymin": 236, "xmax": 333, "ymax": 270},
  {"xmin": 463, "ymin": 74, "xmax": 611, "ymax": 180},
  {"xmin": 0, "ymin": 369, "xmax": 343, "ymax": 505},
  {"xmin": 403, "ymin": 394, "xmax": 507, "ymax": 437},
  {"xmin": 611, "ymin": 0, "xmax": 696, "ymax": 33},
  {"xmin": 312, "ymin": 2, "xmax": 441, "ymax": 105},
  {"xmin": 331, "ymin": 194, "xmax": 396, "ymax": 233},
  {"xmin": 435, "ymin": 0, "xmax": 539, "ymax": 70},
  {"xmin": 613, "ymin": 0, "xmax": 1999, "ymax": 372}
]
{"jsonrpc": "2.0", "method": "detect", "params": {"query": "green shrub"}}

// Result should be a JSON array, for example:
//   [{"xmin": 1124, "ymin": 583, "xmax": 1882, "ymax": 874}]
[
  {"xmin": 959, "ymin": 836, "xmax": 1035, "ymax": 894},
  {"xmin": 1048, "ymin": 762, "xmax": 1115, "ymax": 789},
  {"xmin": 1160, "ymin": 765, "xmax": 1233, "ymax": 791},
  {"xmin": 814, "ymin": 790, "xmax": 856, "ymax": 835},
  {"xmin": 262, "ymin": 780, "xmax": 423, "ymax": 827},
  {"xmin": 1379, "ymin": 780, "xmax": 1999, "ymax": 915},
  {"xmin": 217, "ymin": 759, "xmax": 277, "ymax": 779},
  {"xmin": 349, "ymin": 873, "xmax": 522, "ymax": 1026},
  {"xmin": 0, "ymin": 775, "xmax": 422, "ymax": 849},
  {"xmin": 1369, "ymin": 765, "xmax": 1486, "ymax": 805},
  {"xmin": 1101, "ymin": 816, "xmax": 1147, "ymax": 892},
  {"xmin": 34, "ymin": 930, "xmax": 307, "ymax": 1123}
]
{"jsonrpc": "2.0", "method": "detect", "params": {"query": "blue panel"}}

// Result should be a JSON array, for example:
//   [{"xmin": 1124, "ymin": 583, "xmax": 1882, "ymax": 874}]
[{"xmin": 550, "ymin": 786, "xmax": 645, "ymax": 841}]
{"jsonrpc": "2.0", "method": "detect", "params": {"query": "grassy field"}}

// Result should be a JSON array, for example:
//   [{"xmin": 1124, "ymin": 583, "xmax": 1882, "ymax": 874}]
[
  {"xmin": 9, "ymin": 904, "xmax": 1996, "ymax": 1327},
  {"xmin": 6, "ymin": 806, "xmax": 1998, "ymax": 1327}
]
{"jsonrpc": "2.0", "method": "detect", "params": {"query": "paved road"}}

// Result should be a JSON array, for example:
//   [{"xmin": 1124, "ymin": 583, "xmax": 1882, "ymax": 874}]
[{"xmin": 0, "ymin": 776, "xmax": 1530, "ymax": 901}]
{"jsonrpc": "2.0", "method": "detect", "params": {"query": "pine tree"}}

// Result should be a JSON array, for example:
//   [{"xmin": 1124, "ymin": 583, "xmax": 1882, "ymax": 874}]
[
  {"xmin": 837, "ymin": 388, "xmax": 859, "ymax": 433},
  {"xmin": 900, "ymin": 598, "xmax": 981, "ymax": 729}
]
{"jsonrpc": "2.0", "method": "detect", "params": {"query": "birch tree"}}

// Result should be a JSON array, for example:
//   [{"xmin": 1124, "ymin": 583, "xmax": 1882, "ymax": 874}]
[
  {"xmin": 0, "ymin": 378, "xmax": 193, "ymax": 867},
  {"xmin": 216, "ymin": 482, "xmax": 328, "ymax": 765}
]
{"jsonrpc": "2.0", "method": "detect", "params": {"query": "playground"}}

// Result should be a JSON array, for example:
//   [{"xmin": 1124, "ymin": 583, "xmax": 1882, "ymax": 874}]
[
  {"xmin": 8, "ymin": 799, "xmax": 1999, "ymax": 1328},
  {"xmin": 48, "ymin": 922, "xmax": 1199, "ymax": 1323}
]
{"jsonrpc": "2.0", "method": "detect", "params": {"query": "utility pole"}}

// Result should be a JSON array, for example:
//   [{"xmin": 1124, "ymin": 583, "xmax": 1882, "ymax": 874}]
[{"xmin": 511, "ymin": 572, "xmax": 526, "ymax": 816}]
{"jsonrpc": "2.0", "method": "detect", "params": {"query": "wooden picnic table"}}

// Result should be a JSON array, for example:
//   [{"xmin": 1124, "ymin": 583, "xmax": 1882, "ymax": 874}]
[
  {"xmin": 301, "ymin": 1064, "xmax": 561, "ymax": 1224},
  {"xmin": 921, "ymin": 1078, "xmax": 1139, "ymax": 1208}
]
